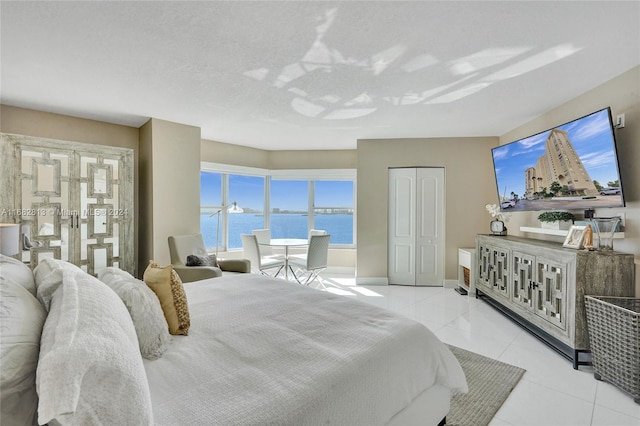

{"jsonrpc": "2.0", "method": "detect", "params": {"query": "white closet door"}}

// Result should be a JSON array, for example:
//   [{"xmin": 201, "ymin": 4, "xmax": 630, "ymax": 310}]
[
  {"xmin": 388, "ymin": 167, "xmax": 444, "ymax": 286},
  {"xmin": 416, "ymin": 168, "xmax": 444, "ymax": 286},
  {"xmin": 388, "ymin": 168, "xmax": 416, "ymax": 285}
]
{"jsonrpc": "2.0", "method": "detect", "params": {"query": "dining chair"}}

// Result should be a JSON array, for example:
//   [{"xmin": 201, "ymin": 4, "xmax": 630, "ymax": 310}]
[
  {"xmin": 241, "ymin": 234, "xmax": 284, "ymax": 277},
  {"xmin": 252, "ymin": 229, "xmax": 274, "ymax": 256},
  {"xmin": 288, "ymin": 234, "xmax": 330, "ymax": 285},
  {"xmin": 308, "ymin": 229, "xmax": 327, "ymax": 238}
]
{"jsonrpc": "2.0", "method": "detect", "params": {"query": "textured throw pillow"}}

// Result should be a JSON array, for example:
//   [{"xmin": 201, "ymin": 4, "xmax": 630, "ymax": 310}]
[
  {"xmin": 0, "ymin": 277, "xmax": 46, "ymax": 426},
  {"xmin": 143, "ymin": 261, "xmax": 190, "ymax": 336},
  {"xmin": 98, "ymin": 267, "xmax": 171, "ymax": 360},
  {"xmin": 33, "ymin": 258, "xmax": 83, "ymax": 311},
  {"xmin": 98, "ymin": 266, "xmax": 135, "ymax": 282},
  {"xmin": 36, "ymin": 268, "xmax": 153, "ymax": 425},
  {"xmin": 186, "ymin": 253, "xmax": 219, "ymax": 268},
  {"xmin": 0, "ymin": 254, "xmax": 36, "ymax": 296}
]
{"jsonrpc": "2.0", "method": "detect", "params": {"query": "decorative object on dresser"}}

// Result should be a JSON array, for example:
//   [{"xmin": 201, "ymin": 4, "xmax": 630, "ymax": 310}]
[
  {"xmin": 0, "ymin": 133, "xmax": 134, "ymax": 275},
  {"xmin": 537, "ymin": 211, "xmax": 575, "ymax": 230},
  {"xmin": 562, "ymin": 225, "xmax": 587, "ymax": 249},
  {"xmin": 582, "ymin": 224, "xmax": 594, "ymax": 251},
  {"xmin": 585, "ymin": 296, "xmax": 640, "ymax": 403},
  {"xmin": 475, "ymin": 234, "xmax": 635, "ymax": 369},
  {"xmin": 589, "ymin": 217, "xmax": 621, "ymax": 251},
  {"xmin": 485, "ymin": 204, "xmax": 510, "ymax": 236}
]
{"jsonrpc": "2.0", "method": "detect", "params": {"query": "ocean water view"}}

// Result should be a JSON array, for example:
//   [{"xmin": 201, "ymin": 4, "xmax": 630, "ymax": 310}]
[{"xmin": 201, "ymin": 213, "xmax": 354, "ymax": 250}]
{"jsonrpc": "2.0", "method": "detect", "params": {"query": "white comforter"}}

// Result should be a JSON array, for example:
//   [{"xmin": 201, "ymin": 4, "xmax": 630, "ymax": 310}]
[{"xmin": 144, "ymin": 274, "xmax": 467, "ymax": 425}]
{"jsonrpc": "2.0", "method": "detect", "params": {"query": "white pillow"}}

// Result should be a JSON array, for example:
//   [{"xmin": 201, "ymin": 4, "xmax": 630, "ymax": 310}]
[
  {"xmin": 33, "ymin": 258, "xmax": 82, "ymax": 311},
  {"xmin": 36, "ymin": 268, "xmax": 153, "ymax": 425},
  {"xmin": 97, "ymin": 265, "xmax": 135, "ymax": 282},
  {"xmin": 0, "ymin": 254, "xmax": 36, "ymax": 296},
  {"xmin": 0, "ymin": 277, "xmax": 46, "ymax": 426},
  {"xmin": 98, "ymin": 267, "xmax": 171, "ymax": 360}
]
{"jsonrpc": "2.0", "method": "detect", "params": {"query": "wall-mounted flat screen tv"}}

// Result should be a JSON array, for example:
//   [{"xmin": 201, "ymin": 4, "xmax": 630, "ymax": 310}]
[{"xmin": 491, "ymin": 107, "xmax": 625, "ymax": 212}]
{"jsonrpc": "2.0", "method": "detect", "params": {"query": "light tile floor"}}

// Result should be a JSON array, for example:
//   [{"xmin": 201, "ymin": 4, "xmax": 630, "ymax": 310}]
[{"xmin": 309, "ymin": 275, "xmax": 640, "ymax": 426}]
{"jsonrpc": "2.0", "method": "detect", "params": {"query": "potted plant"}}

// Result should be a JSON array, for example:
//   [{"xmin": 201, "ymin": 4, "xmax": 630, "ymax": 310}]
[{"xmin": 537, "ymin": 211, "xmax": 575, "ymax": 230}]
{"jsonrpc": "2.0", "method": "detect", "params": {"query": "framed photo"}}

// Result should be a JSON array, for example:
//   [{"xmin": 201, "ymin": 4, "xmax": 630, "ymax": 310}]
[{"xmin": 563, "ymin": 225, "xmax": 587, "ymax": 249}]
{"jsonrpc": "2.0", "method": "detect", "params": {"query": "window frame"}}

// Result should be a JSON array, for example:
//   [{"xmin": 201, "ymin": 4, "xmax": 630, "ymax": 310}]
[{"xmin": 201, "ymin": 162, "xmax": 356, "ymax": 251}]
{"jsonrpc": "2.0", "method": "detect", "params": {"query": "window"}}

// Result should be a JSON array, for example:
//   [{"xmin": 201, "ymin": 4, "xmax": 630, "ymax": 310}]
[
  {"xmin": 269, "ymin": 180, "xmax": 308, "ymax": 239},
  {"xmin": 200, "ymin": 171, "xmax": 222, "ymax": 249},
  {"xmin": 314, "ymin": 180, "xmax": 354, "ymax": 245},
  {"xmin": 200, "ymin": 164, "xmax": 355, "ymax": 251}
]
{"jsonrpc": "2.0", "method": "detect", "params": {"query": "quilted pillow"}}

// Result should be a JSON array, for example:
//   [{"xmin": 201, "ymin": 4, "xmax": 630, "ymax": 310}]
[
  {"xmin": 143, "ymin": 261, "xmax": 190, "ymax": 335},
  {"xmin": 33, "ymin": 258, "xmax": 82, "ymax": 311},
  {"xmin": 36, "ymin": 268, "xmax": 153, "ymax": 425},
  {"xmin": 186, "ymin": 253, "xmax": 219, "ymax": 267},
  {"xmin": 0, "ymin": 277, "xmax": 46, "ymax": 426},
  {"xmin": 0, "ymin": 254, "xmax": 36, "ymax": 296},
  {"xmin": 98, "ymin": 267, "xmax": 172, "ymax": 360}
]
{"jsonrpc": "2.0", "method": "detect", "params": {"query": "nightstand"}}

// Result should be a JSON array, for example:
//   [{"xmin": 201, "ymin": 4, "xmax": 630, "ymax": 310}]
[{"xmin": 456, "ymin": 248, "xmax": 475, "ymax": 296}]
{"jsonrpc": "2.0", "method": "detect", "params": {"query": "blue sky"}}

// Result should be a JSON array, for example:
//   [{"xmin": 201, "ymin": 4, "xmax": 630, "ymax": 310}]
[
  {"xmin": 492, "ymin": 109, "xmax": 621, "ymax": 198},
  {"xmin": 201, "ymin": 172, "xmax": 353, "ymax": 211}
]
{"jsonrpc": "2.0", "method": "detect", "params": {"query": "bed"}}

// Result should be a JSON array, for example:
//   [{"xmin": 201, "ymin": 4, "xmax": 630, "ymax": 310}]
[{"xmin": 0, "ymin": 255, "xmax": 467, "ymax": 425}]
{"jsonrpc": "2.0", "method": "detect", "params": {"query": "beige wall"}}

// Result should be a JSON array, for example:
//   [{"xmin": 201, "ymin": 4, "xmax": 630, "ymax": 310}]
[
  {"xmin": 501, "ymin": 66, "xmax": 640, "ymax": 296},
  {"xmin": 202, "ymin": 138, "xmax": 357, "ymax": 170},
  {"xmin": 0, "ymin": 105, "xmax": 141, "ymax": 274},
  {"xmin": 356, "ymin": 137, "xmax": 498, "ymax": 283},
  {"xmin": 138, "ymin": 120, "xmax": 153, "ymax": 272},
  {"xmin": 139, "ymin": 118, "xmax": 201, "ymax": 267},
  {"xmin": 201, "ymin": 139, "xmax": 269, "ymax": 169}
]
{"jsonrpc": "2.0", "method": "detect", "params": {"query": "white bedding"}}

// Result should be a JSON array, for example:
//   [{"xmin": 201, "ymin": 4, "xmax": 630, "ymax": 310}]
[{"xmin": 144, "ymin": 274, "xmax": 467, "ymax": 425}]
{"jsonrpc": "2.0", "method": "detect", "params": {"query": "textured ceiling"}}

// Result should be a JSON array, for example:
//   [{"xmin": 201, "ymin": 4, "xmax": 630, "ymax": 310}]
[{"xmin": 1, "ymin": 1, "xmax": 639, "ymax": 150}]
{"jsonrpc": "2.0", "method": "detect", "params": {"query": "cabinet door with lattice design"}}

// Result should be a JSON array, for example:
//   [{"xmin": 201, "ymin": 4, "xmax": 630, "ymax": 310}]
[
  {"xmin": 76, "ymin": 149, "xmax": 134, "ymax": 275},
  {"xmin": 1, "ymin": 133, "xmax": 134, "ymax": 276},
  {"xmin": 491, "ymin": 247, "xmax": 510, "ymax": 299},
  {"xmin": 534, "ymin": 258, "xmax": 568, "ymax": 330},
  {"xmin": 476, "ymin": 243, "xmax": 494, "ymax": 292},
  {"xmin": 512, "ymin": 251, "xmax": 534, "ymax": 310},
  {"xmin": 10, "ymin": 143, "xmax": 74, "ymax": 268}
]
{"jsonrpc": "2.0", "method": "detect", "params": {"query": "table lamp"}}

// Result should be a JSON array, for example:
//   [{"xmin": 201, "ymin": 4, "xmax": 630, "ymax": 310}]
[{"xmin": 0, "ymin": 223, "xmax": 20, "ymax": 257}]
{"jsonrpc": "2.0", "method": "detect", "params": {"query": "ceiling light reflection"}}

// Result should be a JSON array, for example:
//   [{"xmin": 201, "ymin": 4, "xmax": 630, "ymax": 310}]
[
  {"xmin": 484, "ymin": 43, "xmax": 582, "ymax": 81},
  {"xmin": 450, "ymin": 47, "xmax": 530, "ymax": 75}
]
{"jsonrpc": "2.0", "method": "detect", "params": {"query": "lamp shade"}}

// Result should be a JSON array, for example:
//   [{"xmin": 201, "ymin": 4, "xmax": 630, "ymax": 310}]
[{"xmin": 0, "ymin": 223, "xmax": 20, "ymax": 256}]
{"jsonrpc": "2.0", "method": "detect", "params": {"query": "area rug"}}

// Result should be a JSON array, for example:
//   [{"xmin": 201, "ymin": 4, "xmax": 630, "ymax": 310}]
[{"xmin": 447, "ymin": 345, "xmax": 526, "ymax": 426}]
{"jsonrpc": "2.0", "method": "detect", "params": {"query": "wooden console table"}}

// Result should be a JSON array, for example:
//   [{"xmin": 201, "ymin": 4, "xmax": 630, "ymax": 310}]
[{"xmin": 475, "ymin": 234, "xmax": 635, "ymax": 369}]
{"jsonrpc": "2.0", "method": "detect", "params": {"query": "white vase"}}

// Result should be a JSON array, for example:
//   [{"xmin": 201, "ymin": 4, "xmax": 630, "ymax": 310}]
[{"xmin": 540, "ymin": 220, "xmax": 572, "ymax": 230}]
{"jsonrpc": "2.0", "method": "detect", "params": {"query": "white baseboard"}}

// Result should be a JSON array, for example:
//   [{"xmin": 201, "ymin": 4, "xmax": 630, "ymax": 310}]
[
  {"xmin": 443, "ymin": 279, "xmax": 458, "ymax": 289},
  {"xmin": 356, "ymin": 276, "xmax": 389, "ymax": 286},
  {"xmin": 324, "ymin": 266, "xmax": 356, "ymax": 275}
]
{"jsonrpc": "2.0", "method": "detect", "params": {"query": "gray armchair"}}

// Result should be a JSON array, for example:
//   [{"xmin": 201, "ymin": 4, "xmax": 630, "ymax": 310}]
[{"xmin": 168, "ymin": 234, "xmax": 250, "ymax": 283}]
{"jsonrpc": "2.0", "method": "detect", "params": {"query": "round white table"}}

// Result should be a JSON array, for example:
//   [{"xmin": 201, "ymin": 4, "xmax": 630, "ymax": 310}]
[{"xmin": 259, "ymin": 238, "xmax": 308, "ymax": 280}]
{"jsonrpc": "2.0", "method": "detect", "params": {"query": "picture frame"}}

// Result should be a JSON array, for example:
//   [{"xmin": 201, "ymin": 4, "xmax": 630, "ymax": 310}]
[{"xmin": 563, "ymin": 225, "xmax": 587, "ymax": 249}]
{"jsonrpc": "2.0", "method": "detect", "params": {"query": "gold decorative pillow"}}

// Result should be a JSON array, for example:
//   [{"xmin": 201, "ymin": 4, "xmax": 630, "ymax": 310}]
[{"xmin": 143, "ymin": 261, "xmax": 190, "ymax": 335}]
